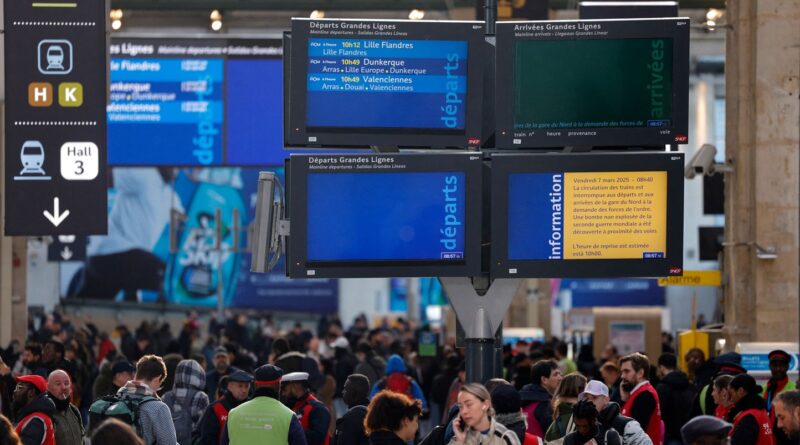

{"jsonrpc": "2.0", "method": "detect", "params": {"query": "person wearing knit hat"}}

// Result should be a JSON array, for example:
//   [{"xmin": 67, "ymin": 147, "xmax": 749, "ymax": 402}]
[
  {"xmin": 764, "ymin": 350, "xmax": 796, "ymax": 445},
  {"xmin": 221, "ymin": 364, "xmax": 306, "ymax": 445},
  {"xmin": 727, "ymin": 374, "xmax": 773, "ymax": 445},
  {"xmin": 491, "ymin": 384, "xmax": 543, "ymax": 445},
  {"xmin": 12, "ymin": 375, "xmax": 56, "ymax": 445}
]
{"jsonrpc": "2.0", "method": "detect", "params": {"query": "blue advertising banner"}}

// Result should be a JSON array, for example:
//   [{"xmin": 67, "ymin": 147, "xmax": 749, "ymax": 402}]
[{"xmin": 65, "ymin": 167, "xmax": 338, "ymax": 312}]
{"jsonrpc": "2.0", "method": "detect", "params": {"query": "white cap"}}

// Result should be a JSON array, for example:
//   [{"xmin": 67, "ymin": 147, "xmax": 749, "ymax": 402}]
[
  {"xmin": 579, "ymin": 380, "xmax": 609, "ymax": 400},
  {"xmin": 281, "ymin": 372, "xmax": 310, "ymax": 383}
]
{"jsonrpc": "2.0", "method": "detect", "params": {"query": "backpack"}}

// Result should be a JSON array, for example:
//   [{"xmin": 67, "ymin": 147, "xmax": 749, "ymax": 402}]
[
  {"xmin": 163, "ymin": 389, "xmax": 198, "ymax": 445},
  {"xmin": 89, "ymin": 392, "xmax": 157, "ymax": 438},
  {"xmin": 523, "ymin": 401, "xmax": 546, "ymax": 437},
  {"xmin": 382, "ymin": 373, "xmax": 413, "ymax": 397}
]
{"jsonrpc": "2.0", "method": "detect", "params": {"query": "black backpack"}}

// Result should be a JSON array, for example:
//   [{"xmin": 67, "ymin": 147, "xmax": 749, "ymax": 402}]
[{"xmin": 89, "ymin": 392, "xmax": 157, "ymax": 438}]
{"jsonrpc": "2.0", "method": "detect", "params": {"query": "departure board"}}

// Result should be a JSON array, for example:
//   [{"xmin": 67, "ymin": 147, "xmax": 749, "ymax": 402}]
[
  {"xmin": 108, "ymin": 58, "xmax": 224, "ymax": 165},
  {"xmin": 306, "ymin": 38, "xmax": 467, "ymax": 130},
  {"xmin": 286, "ymin": 19, "xmax": 485, "ymax": 149}
]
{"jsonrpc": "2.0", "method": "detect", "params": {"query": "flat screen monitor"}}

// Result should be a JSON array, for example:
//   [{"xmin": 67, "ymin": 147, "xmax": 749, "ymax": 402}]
[
  {"xmin": 286, "ymin": 19, "xmax": 486, "ymax": 149},
  {"xmin": 491, "ymin": 152, "xmax": 684, "ymax": 278},
  {"xmin": 108, "ymin": 38, "xmax": 285, "ymax": 166},
  {"xmin": 495, "ymin": 18, "xmax": 689, "ymax": 148},
  {"xmin": 287, "ymin": 153, "xmax": 482, "ymax": 278},
  {"xmin": 579, "ymin": 1, "xmax": 679, "ymax": 19}
]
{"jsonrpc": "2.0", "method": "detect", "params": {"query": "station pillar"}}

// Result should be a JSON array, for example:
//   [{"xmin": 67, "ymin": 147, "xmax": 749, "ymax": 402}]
[{"xmin": 724, "ymin": 0, "xmax": 800, "ymax": 345}]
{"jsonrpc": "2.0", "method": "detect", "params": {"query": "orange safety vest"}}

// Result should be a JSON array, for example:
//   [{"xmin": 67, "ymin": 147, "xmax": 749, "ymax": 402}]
[{"xmin": 731, "ymin": 408, "xmax": 774, "ymax": 445}]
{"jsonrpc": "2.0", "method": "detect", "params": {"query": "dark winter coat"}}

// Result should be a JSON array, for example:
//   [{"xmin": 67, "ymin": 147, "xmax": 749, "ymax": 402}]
[
  {"xmin": 332, "ymin": 404, "xmax": 368, "ymax": 445},
  {"xmin": 369, "ymin": 430, "xmax": 407, "ymax": 445},
  {"xmin": 14, "ymin": 392, "xmax": 57, "ymax": 445},
  {"xmin": 519, "ymin": 383, "xmax": 553, "ymax": 434},
  {"xmin": 656, "ymin": 370, "xmax": 696, "ymax": 442}
]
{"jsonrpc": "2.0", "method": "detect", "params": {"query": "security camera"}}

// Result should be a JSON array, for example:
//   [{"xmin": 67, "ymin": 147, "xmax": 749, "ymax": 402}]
[{"xmin": 684, "ymin": 144, "xmax": 718, "ymax": 179}]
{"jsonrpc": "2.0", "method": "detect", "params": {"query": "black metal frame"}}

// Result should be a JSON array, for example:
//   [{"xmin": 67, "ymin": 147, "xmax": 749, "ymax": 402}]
[{"xmin": 490, "ymin": 151, "xmax": 685, "ymax": 278}]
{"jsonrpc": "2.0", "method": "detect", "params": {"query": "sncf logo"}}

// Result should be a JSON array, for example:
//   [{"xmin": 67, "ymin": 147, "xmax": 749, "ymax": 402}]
[
  {"xmin": 669, "ymin": 267, "xmax": 683, "ymax": 275},
  {"xmin": 675, "ymin": 134, "xmax": 688, "ymax": 143},
  {"xmin": 468, "ymin": 138, "xmax": 481, "ymax": 146}
]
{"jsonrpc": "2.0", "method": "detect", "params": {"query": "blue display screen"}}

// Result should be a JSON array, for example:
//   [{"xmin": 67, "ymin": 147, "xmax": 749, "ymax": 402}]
[
  {"xmin": 306, "ymin": 39, "xmax": 468, "ymax": 130},
  {"xmin": 306, "ymin": 172, "xmax": 466, "ymax": 261},
  {"xmin": 107, "ymin": 47, "xmax": 286, "ymax": 166},
  {"xmin": 108, "ymin": 58, "xmax": 225, "ymax": 165},
  {"xmin": 508, "ymin": 173, "xmax": 562, "ymax": 260}
]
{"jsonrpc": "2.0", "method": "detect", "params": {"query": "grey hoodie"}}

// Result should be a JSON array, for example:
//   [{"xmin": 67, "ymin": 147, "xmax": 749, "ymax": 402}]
[{"xmin": 162, "ymin": 360, "xmax": 210, "ymax": 438}]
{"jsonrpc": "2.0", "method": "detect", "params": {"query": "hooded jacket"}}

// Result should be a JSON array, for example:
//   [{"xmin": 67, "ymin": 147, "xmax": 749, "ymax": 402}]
[
  {"xmin": 14, "ymin": 392, "xmax": 56, "ymax": 445},
  {"xmin": 369, "ymin": 355, "xmax": 428, "ymax": 411},
  {"xmin": 655, "ymin": 370, "xmax": 695, "ymax": 442},
  {"xmin": 163, "ymin": 359, "xmax": 210, "ymax": 445},
  {"xmin": 597, "ymin": 402, "xmax": 653, "ymax": 445}
]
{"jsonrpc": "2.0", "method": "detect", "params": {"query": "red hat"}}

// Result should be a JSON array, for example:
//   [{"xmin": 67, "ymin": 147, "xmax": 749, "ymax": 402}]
[{"xmin": 16, "ymin": 375, "xmax": 47, "ymax": 393}]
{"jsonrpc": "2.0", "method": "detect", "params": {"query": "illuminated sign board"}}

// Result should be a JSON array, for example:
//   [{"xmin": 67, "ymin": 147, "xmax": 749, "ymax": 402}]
[{"xmin": 491, "ymin": 152, "xmax": 684, "ymax": 278}]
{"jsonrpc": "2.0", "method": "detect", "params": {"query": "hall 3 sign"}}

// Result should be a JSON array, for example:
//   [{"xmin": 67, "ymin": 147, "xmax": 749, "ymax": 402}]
[{"xmin": 3, "ymin": 0, "xmax": 108, "ymax": 235}]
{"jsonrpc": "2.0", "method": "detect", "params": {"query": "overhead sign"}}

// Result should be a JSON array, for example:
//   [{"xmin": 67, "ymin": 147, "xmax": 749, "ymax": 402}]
[
  {"xmin": 657, "ymin": 270, "xmax": 721, "ymax": 287},
  {"xmin": 47, "ymin": 235, "xmax": 86, "ymax": 262},
  {"xmin": 4, "ymin": 0, "xmax": 108, "ymax": 235}
]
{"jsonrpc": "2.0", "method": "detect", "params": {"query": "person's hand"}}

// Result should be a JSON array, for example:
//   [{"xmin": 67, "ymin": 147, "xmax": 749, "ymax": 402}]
[
  {"xmin": 0, "ymin": 358, "xmax": 10, "ymax": 377},
  {"xmin": 453, "ymin": 416, "xmax": 467, "ymax": 444}
]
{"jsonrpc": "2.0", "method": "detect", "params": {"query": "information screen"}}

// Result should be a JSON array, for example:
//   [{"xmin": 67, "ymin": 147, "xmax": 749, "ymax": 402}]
[
  {"xmin": 492, "ymin": 153, "xmax": 684, "ymax": 278},
  {"xmin": 495, "ymin": 18, "xmax": 689, "ymax": 148},
  {"xmin": 108, "ymin": 38, "xmax": 285, "ymax": 166},
  {"xmin": 286, "ymin": 19, "xmax": 486, "ymax": 149},
  {"xmin": 288, "ymin": 153, "xmax": 482, "ymax": 278},
  {"xmin": 306, "ymin": 38, "xmax": 468, "ymax": 131}
]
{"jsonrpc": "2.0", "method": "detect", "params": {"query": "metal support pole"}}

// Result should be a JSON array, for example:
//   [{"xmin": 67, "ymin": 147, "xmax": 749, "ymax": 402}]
[
  {"xmin": 484, "ymin": 0, "xmax": 497, "ymax": 36},
  {"xmin": 215, "ymin": 209, "xmax": 224, "ymax": 321},
  {"xmin": 440, "ymin": 278, "xmax": 522, "ymax": 384}
]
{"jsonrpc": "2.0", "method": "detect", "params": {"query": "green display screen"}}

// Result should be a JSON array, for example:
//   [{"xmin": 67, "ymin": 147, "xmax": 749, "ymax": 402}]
[{"xmin": 513, "ymin": 38, "xmax": 673, "ymax": 131}]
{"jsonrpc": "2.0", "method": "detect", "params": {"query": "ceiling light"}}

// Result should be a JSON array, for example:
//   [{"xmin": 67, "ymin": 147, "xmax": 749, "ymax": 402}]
[
  {"xmin": 409, "ymin": 9, "xmax": 425, "ymax": 20},
  {"xmin": 310, "ymin": 10, "xmax": 325, "ymax": 19},
  {"xmin": 210, "ymin": 10, "xmax": 222, "ymax": 32}
]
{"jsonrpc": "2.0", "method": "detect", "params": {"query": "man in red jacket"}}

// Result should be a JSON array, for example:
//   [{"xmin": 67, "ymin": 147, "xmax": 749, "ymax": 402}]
[
  {"xmin": 620, "ymin": 353, "xmax": 663, "ymax": 445},
  {"xmin": 12, "ymin": 375, "xmax": 56, "ymax": 445}
]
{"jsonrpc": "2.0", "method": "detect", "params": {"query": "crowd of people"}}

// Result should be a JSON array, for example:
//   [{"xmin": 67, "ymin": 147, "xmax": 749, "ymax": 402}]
[{"xmin": 0, "ymin": 310, "xmax": 799, "ymax": 445}]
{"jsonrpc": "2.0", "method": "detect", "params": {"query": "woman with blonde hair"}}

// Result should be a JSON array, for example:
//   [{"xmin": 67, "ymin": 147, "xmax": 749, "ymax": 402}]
[
  {"xmin": 450, "ymin": 382, "xmax": 520, "ymax": 445},
  {"xmin": 544, "ymin": 373, "xmax": 588, "ymax": 443}
]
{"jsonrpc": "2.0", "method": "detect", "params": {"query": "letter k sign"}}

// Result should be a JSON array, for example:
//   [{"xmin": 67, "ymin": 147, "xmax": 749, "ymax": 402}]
[{"xmin": 58, "ymin": 82, "xmax": 83, "ymax": 107}]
